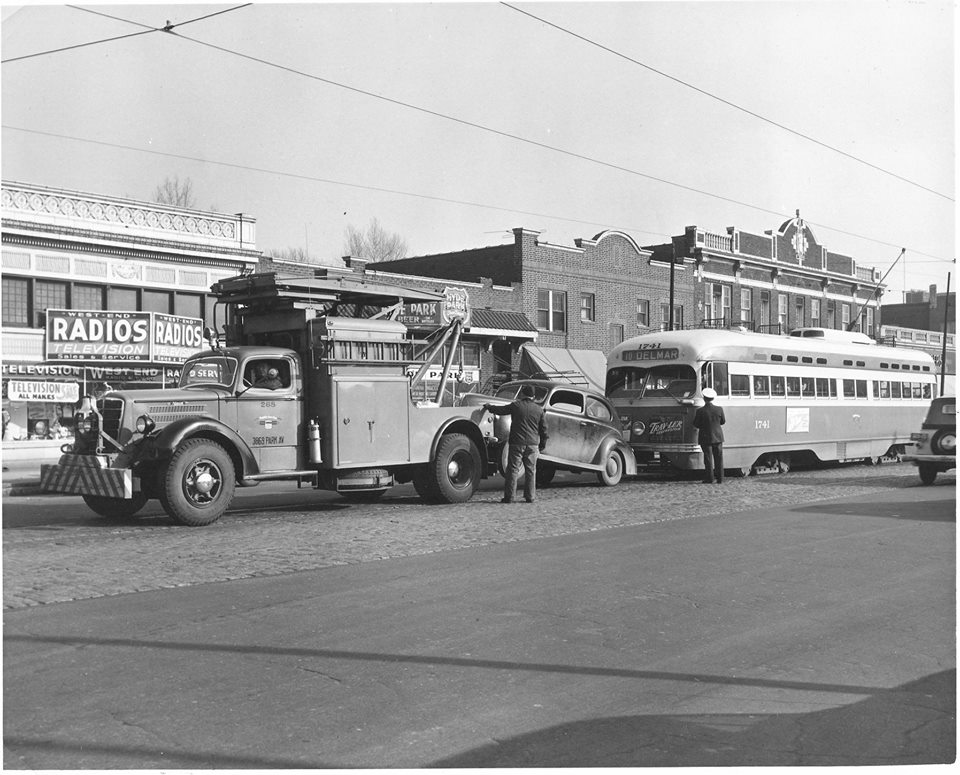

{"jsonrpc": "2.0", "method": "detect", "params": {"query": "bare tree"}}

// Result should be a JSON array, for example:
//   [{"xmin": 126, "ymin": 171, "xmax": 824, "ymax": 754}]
[
  {"xmin": 153, "ymin": 176, "xmax": 196, "ymax": 209},
  {"xmin": 344, "ymin": 217, "xmax": 407, "ymax": 262},
  {"xmin": 264, "ymin": 246, "xmax": 320, "ymax": 264}
]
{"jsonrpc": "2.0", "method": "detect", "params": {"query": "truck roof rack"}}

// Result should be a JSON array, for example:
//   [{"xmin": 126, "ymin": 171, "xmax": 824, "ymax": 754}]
[{"xmin": 212, "ymin": 272, "xmax": 444, "ymax": 308}]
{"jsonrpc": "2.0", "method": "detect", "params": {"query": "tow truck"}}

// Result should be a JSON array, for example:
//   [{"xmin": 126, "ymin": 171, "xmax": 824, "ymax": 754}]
[{"xmin": 40, "ymin": 271, "xmax": 495, "ymax": 525}]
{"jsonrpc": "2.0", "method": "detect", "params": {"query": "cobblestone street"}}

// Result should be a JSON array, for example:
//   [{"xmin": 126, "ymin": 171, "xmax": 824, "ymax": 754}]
[{"xmin": 4, "ymin": 463, "xmax": 948, "ymax": 610}]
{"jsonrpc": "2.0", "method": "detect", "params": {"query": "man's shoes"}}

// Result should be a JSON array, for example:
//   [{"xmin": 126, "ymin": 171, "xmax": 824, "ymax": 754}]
[
  {"xmin": 525, "ymin": 498, "xmax": 535, "ymax": 503},
  {"xmin": 702, "ymin": 480, "xmax": 714, "ymax": 484},
  {"xmin": 501, "ymin": 498, "xmax": 513, "ymax": 503}
]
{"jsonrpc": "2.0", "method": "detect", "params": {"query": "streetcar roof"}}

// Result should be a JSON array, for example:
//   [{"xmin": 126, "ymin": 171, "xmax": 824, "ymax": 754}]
[{"xmin": 609, "ymin": 328, "xmax": 936, "ymax": 369}]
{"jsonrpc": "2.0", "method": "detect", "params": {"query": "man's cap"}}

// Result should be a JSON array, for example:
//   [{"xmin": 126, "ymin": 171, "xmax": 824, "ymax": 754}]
[
  {"xmin": 520, "ymin": 384, "xmax": 536, "ymax": 398},
  {"xmin": 702, "ymin": 387, "xmax": 717, "ymax": 400}
]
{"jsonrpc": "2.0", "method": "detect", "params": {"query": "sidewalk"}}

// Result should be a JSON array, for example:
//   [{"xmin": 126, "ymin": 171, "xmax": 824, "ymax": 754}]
[{"xmin": 1, "ymin": 460, "xmax": 45, "ymax": 497}]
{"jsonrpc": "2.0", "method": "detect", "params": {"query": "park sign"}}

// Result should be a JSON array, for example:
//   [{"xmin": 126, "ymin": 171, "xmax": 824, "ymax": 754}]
[
  {"xmin": 399, "ymin": 287, "xmax": 471, "ymax": 328},
  {"xmin": 46, "ymin": 309, "xmax": 205, "ymax": 364}
]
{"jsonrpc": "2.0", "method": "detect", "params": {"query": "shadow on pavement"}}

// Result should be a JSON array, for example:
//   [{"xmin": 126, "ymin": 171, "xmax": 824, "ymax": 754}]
[
  {"xmin": 430, "ymin": 669, "xmax": 956, "ymax": 768},
  {"xmin": 792, "ymin": 497, "xmax": 956, "ymax": 522},
  {"xmin": 4, "ymin": 631, "xmax": 955, "ymax": 768}
]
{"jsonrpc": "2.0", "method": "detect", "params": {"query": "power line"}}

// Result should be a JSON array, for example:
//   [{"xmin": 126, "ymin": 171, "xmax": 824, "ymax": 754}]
[
  {"xmin": 1, "ymin": 4, "xmax": 253, "ymax": 64},
  {"xmin": 5, "ymin": 123, "xmax": 953, "ymax": 269},
  {"xmin": 1, "ymin": 29, "xmax": 157, "ymax": 64},
  {"xmin": 0, "ymin": 124, "xmax": 673, "ymax": 242},
  {"xmin": 501, "ymin": 2, "xmax": 954, "ymax": 203}
]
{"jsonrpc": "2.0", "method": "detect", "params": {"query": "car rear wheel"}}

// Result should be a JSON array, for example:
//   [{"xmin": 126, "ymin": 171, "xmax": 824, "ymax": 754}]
[
  {"xmin": 931, "ymin": 429, "xmax": 956, "ymax": 456},
  {"xmin": 535, "ymin": 463, "xmax": 556, "ymax": 487},
  {"xmin": 597, "ymin": 450, "xmax": 624, "ymax": 486}
]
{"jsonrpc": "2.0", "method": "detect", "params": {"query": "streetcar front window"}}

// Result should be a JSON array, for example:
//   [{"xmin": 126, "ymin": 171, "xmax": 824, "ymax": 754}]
[{"xmin": 606, "ymin": 364, "xmax": 697, "ymax": 399}]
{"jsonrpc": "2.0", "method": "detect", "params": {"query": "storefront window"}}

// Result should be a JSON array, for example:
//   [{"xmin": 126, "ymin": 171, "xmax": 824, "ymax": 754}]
[
  {"xmin": 175, "ymin": 292, "xmax": 203, "ymax": 321},
  {"xmin": 2, "ymin": 277, "xmax": 29, "ymax": 326},
  {"xmin": 35, "ymin": 280, "xmax": 67, "ymax": 327}
]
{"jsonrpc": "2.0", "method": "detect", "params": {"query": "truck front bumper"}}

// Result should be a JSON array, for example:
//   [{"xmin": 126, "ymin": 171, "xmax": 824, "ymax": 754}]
[{"xmin": 40, "ymin": 454, "xmax": 138, "ymax": 498}]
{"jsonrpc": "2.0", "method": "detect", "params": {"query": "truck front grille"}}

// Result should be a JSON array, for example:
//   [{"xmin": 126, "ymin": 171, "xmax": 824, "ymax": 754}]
[{"xmin": 99, "ymin": 397, "xmax": 124, "ymax": 440}]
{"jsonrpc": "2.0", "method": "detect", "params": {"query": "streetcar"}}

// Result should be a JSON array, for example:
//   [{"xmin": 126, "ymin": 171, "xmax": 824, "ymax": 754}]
[{"xmin": 605, "ymin": 327, "xmax": 938, "ymax": 476}]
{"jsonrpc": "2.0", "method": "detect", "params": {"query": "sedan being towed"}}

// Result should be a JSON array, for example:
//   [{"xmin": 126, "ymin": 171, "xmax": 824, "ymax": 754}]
[{"xmin": 461, "ymin": 380, "xmax": 636, "ymax": 486}]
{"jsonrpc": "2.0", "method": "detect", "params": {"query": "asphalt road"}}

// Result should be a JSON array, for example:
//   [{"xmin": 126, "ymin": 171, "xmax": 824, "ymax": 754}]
[{"xmin": 2, "ymin": 464, "xmax": 955, "ymax": 767}]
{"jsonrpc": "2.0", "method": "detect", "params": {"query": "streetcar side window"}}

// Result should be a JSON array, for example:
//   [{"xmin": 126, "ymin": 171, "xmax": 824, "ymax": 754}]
[
  {"xmin": 856, "ymin": 380, "xmax": 867, "ymax": 398},
  {"xmin": 771, "ymin": 376, "xmax": 786, "ymax": 397},
  {"xmin": 843, "ymin": 379, "xmax": 855, "ymax": 398},
  {"xmin": 753, "ymin": 375, "xmax": 770, "ymax": 397},
  {"xmin": 878, "ymin": 380, "xmax": 890, "ymax": 399},
  {"xmin": 786, "ymin": 376, "xmax": 801, "ymax": 397},
  {"xmin": 923, "ymin": 383, "xmax": 933, "ymax": 399},
  {"xmin": 730, "ymin": 374, "xmax": 750, "ymax": 397},
  {"xmin": 703, "ymin": 362, "xmax": 730, "ymax": 396},
  {"xmin": 912, "ymin": 382, "xmax": 923, "ymax": 399},
  {"xmin": 801, "ymin": 377, "xmax": 815, "ymax": 397},
  {"xmin": 815, "ymin": 377, "xmax": 831, "ymax": 398},
  {"xmin": 891, "ymin": 382, "xmax": 902, "ymax": 398}
]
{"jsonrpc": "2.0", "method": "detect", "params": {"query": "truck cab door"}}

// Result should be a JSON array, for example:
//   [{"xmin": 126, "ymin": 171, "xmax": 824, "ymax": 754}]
[{"xmin": 232, "ymin": 356, "xmax": 302, "ymax": 472}]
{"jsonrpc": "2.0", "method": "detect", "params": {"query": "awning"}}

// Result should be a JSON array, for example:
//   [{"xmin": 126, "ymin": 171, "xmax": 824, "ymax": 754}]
[
  {"xmin": 465, "ymin": 309, "xmax": 538, "ymax": 340},
  {"xmin": 518, "ymin": 345, "xmax": 607, "ymax": 393}
]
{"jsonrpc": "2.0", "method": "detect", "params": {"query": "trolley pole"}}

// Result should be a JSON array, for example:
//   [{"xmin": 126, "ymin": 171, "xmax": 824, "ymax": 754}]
[{"xmin": 940, "ymin": 272, "xmax": 951, "ymax": 395}]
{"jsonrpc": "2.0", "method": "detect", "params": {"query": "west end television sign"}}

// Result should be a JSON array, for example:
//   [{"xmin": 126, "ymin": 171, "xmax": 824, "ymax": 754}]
[{"xmin": 45, "ymin": 309, "xmax": 205, "ymax": 364}]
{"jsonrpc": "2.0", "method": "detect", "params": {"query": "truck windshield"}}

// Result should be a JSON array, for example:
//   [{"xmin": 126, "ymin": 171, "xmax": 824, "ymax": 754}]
[
  {"xmin": 180, "ymin": 356, "xmax": 238, "ymax": 389},
  {"xmin": 606, "ymin": 364, "xmax": 698, "ymax": 400}
]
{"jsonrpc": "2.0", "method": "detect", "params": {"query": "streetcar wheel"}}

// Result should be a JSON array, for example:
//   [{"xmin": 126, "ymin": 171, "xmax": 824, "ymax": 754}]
[
  {"xmin": 919, "ymin": 462, "xmax": 938, "ymax": 485},
  {"xmin": 777, "ymin": 456, "xmax": 791, "ymax": 474},
  {"xmin": 82, "ymin": 491, "xmax": 148, "ymax": 519},
  {"xmin": 597, "ymin": 450, "xmax": 624, "ymax": 487},
  {"xmin": 160, "ymin": 439, "xmax": 235, "ymax": 526},
  {"xmin": 728, "ymin": 466, "xmax": 751, "ymax": 478},
  {"xmin": 428, "ymin": 433, "xmax": 482, "ymax": 503}
]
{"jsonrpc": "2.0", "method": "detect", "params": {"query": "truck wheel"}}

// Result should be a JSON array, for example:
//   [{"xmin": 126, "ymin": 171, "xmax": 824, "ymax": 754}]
[
  {"xmin": 82, "ymin": 492, "xmax": 148, "ymax": 519},
  {"xmin": 160, "ymin": 439, "xmax": 236, "ymax": 526},
  {"xmin": 412, "ymin": 466, "xmax": 438, "ymax": 501},
  {"xmin": 596, "ymin": 450, "xmax": 623, "ymax": 486},
  {"xmin": 429, "ymin": 433, "xmax": 481, "ymax": 503},
  {"xmin": 919, "ymin": 462, "xmax": 938, "ymax": 485}
]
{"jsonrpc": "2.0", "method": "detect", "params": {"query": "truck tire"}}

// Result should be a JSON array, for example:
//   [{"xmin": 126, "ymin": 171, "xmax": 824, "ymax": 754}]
[
  {"xmin": 596, "ymin": 449, "xmax": 624, "ymax": 486},
  {"xmin": 919, "ymin": 462, "xmax": 938, "ymax": 485},
  {"xmin": 428, "ymin": 433, "xmax": 481, "ymax": 503},
  {"xmin": 159, "ymin": 439, "xmax": 236, "ymax": 526},
  {"xmin": 412, "ymin": 466, "xmax": 438, "ymax": 501},
  {"xmin": 82, "ymin": 492, "xmax": 148, "ymax": 519}
]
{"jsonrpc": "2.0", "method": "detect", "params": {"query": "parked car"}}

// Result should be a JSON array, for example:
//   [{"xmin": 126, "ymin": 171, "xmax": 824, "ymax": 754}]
[
  {"xmin": 460, "ymin": 380, "xmax": 637, "ymax": 486},
  {"xmin": 903, "ymin": 396, "xmax": 956, "ymax": 484}
]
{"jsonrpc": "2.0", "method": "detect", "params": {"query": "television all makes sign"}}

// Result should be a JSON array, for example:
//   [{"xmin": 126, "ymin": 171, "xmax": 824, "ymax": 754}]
[{"xmin": 46, "ymin": 310, "xmax": 204, "ymax": 363}]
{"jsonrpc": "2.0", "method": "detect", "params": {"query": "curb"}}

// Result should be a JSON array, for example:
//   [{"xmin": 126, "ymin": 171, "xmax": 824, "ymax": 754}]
[{"xmin": 2, "ymin": 481, "xmax": 44, "ymax": 497}]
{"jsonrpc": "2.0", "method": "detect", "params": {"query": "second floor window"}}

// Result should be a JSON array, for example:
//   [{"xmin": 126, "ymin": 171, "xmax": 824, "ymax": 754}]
[
  {"xmin": 660, "ymin": 302, "xmax": 683, "ymax": 330},
  {"xmin": 636, "ymin": 299, "xmax": 650, "ymax": 328},
  {"xmin": 810, "ymin": 298, "xmax": 821, "ymax": 327},
  {"xmin": 777, "ymin": 295, "xmax": 789, "ymax": 330},
  {"xmin": 740, "ymin": 289, "xmax": 751, "ymax": 325},
  {"xmin": 580, "ymin": 292, "xmax": 595, "ymax": 322},
  {"xmin": 537, "ymin": 289, "xmax": 566, "ymax": 332}
]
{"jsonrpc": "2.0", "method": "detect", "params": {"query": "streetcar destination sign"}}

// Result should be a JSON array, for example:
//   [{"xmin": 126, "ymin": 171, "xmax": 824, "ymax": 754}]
[{"xmin": 622, "ymin": 347, "xmax": 680, "ymax": 362}]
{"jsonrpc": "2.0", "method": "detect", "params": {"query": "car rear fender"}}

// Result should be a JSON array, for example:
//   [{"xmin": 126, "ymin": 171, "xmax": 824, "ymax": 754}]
[{"xmin": 592, "ymin": 437, "xmax": 637, "ymax": 475}]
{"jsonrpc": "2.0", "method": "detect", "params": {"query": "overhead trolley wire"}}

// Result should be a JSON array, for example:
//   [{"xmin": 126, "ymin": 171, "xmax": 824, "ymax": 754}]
[
  {"xmin": 501, "ymin": 2, "xmax": 953, "ymax": 203},
  {"xmin": 3, "ymin": 6, "xmax": 954, "ymax": 269}
]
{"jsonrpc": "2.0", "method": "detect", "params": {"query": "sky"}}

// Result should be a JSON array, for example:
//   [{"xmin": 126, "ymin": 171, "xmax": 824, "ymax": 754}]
[{"xmin": 1, "ymin": 0, "xmax": 955, "ymax": 303}]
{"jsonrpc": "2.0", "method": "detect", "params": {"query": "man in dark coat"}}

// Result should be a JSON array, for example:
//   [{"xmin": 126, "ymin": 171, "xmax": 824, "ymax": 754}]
[
  {"xmin": 485, "ymin": 384, "xmax": 549, "ymax": 503},
  {"xmin": 693, "ymin": 386, "xmax": 725, "ymax": 483}
]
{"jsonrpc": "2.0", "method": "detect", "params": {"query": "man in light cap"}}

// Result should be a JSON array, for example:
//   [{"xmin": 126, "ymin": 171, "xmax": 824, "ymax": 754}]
[
  {"xmin": 485, "ymin": 383, "xmax": 549, "ymax": 503},
  {"xmin": 693, "ymin": 386, "xmax": 726, "ymax": 483}
]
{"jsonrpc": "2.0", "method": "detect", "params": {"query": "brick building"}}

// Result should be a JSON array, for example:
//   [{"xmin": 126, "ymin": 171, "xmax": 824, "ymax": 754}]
[
  {"xmin": 376, "ymin": 215, "xmax": 884, "ymax": 389},
  {"xmin": 1, "ymin": 180, "xmax": 260, "ymax": 450}
]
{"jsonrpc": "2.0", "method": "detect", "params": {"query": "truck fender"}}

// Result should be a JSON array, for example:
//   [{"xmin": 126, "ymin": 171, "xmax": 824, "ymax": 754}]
[
  {"xmin": 430, "ymin": 416, "xmax": 491, "ymax": 478},
  {"xmin": 148, "ymin": 418, "xmax": 259, "ymax": 479},
  {"xmin": 593, "ymin": 437, "xmax": 638, "ymax": 477}
]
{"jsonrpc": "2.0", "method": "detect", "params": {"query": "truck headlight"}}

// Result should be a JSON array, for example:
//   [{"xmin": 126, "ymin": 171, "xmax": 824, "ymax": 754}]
[
  {"xmin": 77, "ymin": 417, "xmax": 94, "ymax": 434},
  {"xmin": 136, "ymin": 415, "xmax": 156, "ymax": 434}
]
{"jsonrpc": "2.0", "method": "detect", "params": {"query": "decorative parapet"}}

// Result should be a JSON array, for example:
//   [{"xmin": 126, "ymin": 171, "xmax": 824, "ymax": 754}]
[{"xmin": 1, "ymin": 180, "xmax": 255, "ymax": 250}]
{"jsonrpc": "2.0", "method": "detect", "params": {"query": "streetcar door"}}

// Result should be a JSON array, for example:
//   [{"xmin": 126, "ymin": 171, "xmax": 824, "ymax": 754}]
[{"xmin": 702, "ymin": 362, "xmax": 729, "ymax": 396}]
